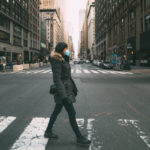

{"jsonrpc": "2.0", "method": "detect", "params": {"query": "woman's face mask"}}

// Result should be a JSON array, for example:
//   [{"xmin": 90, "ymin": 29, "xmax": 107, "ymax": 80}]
[{"xmin": 63, "ymin": 49, "xmax": 70, "ymax": 56}]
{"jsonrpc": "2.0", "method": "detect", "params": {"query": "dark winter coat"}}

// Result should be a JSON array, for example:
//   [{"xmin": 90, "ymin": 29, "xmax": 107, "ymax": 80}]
[{"xmin": 50, "ymin": 51, "xmax": 78, "ymax": 104}]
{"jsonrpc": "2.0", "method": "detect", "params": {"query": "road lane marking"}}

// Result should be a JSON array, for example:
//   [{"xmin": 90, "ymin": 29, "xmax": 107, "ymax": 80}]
[
  {"xmin": 76, "ymin": 118, "xmax": 84, "ymax": 129},
  {"xmin": 108, "ymin": 71, "xmax": 119, "ymax": 74},
  {"xmin": 10, "ymin": 117, "xmax": 49, "ymax": 150},
  {"xmin": 76, "ymin": 69, "xmax": 82, "ymax": 73},
  {"xmin": 0, "ymin": 116, "xmax": 16, "ymax": 133},
  {"xmin": 91, "ymin": 70, "xmax": 99, "ymax": 74},
  {"xmin": 71, "ymin": 69, "xmax": 74, "ymax": 73},
  {"xmin": 83, "ymin": 69, "xmax": 91, "ymax": 74},
  {"xmin": 33, "ymin": 70, "xmax": 46, "ymax": 73},
  {"xmin": 87, "ymin": 119, "xmax": 95, "ymax": 140},
  {"xmin": 41, "ymin": 70, "xmax": 52, "ymax": 74},
  {"xmin": 2, "ymin": 117, "xmax": 101, "ymax": 150},
  {"xmin": 118, "ymin": 119, "xmax": 150, "ymax": 148},
  {"xmin": 97, "ymin": 70, "xmax": 109, "ymax": 74}
]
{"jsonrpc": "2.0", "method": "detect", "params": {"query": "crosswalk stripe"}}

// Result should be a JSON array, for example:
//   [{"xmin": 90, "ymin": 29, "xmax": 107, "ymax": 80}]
[
  {"xmin": 10, "ymin": 118, "xmax": 49, "ymax": 150},
  {"xmin": 76, "ymin": 69, "xmax": 82, "ymax": 73},
  {"xmin": 97, "ymin": 70, "xmax": 109, "ymax": 74},
  {"xmin": 87, "ymin": 119, "xmax": 95, "ymax": 140},
  {"xmin": 108, "ymin": 71, "xmax": 120, "ymax": 74},
  {"xmin": 76, "ymin": 118, "xmax": 84, "ymax": 129},
  {"xmin": 10, "ymin": 118, "xmax": 96, "ymax": 150},
  {"xmin": 0, "ymin": 116, "xmax": 16, "ymax": 133},
  {"xmin": 33, "ymin": 70, "xmax": 46, "ymax": 73},
  {"xmin": 91, "ymin": 70, "xmax": 99, "ymax": 74},
  {"xmin": 8, "ymin": 68, "xmax": 134, "ymax": 75},
  {"xmin": 41, "ymin": 70, "xmax": 52, "ymax": 74},
  {"xmin": 83, "ymin": 69, "xmax": 90, "ymax": 74}
]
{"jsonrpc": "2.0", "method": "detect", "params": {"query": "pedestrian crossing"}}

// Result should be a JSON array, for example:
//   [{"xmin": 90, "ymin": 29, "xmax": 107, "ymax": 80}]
[
  {"xmin": 9, "ymin": 68, "xmax": 133, "ymax": 75},
  {"xmin": 0, "ymin": 116, "xmax": 150, "ymax": 149},
  {"xmin": 0, "ymin": 116, "xmax": 98, "ymax": 150},
  {"xmin": 0, "ymin": 116, "xmax": 16, "ymax": 133}
]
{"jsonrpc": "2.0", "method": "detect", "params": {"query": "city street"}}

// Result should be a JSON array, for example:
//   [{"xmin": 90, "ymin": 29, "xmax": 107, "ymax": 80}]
[{"xmin": 0, "ymin": 64, "xmax": 150, "ymax": 150}]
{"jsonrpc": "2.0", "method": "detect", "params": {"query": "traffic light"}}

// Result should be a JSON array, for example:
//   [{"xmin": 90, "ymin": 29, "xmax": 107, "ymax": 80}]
[{"xmin": 130, "ymin": 50, "xmax": 134, "ymax": 55}]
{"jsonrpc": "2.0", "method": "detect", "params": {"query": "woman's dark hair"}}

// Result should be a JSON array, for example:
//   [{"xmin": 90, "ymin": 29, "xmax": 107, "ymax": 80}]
[{"xmin": 55, "ymin": 42, "xmax": 68, "ymax": 54}]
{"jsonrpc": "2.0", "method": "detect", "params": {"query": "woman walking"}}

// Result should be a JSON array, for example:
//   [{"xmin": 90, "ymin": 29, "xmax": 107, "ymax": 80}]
[{"xmin": 44, "ymin": 42, "xmax": 91, "ymax": 146}]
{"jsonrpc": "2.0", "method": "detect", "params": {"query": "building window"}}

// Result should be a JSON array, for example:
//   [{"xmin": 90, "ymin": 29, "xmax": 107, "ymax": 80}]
[
  {"xmin": 13, "ymin": 24, "xmax": 21, "ymax": 37},
  {"xmin": 0, "ymin": 15, "xmax": 10, "ymax": 31},
  {"xmin": 145, "ymin": 14, "xmax": 150, "ymax": 31},
  {"xmin": 23, "ymin": 30, "xmax": 28, "ymax": 47},
  {"xmin": 0, "ymin": 30, "xmax": 10, "ymax": 43},
  {"xmin": 145, "ymin": 0, "xmax": 150, "ymax": 8},
  {"xmin": 13, "ymin": 36, "xmax": 21, "ymax": 46},
  {"xmin": 129, "ymin": 23, "xmax": 136, "ymax": 37},
  {"xmin": 130, "ymin": 10, "xmax": 135, "ymax": 20}
]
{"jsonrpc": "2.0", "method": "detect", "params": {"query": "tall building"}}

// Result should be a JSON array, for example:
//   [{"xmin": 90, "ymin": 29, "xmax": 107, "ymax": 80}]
[
  {"xmin": 0, "ymin": 0, "xmax": 40, "ymax": 63},
  {"xmin": 80, "ymin": 15, "xmax": 88, "ymax": 59},
  {"xmin": 40, "ymin": 0, "xmax": 61, "ymax": 52},
  {"xmin": 107, "ymin": 0, "xmax": 150, "ymax": 65},
  {"xmin": 55, "ymin": 0, "xmax": 68, "ymax": 43},
  {"xmin": 79, "ymin": 9, "xmax": 86, "ymax": 31},
  {"xmin": 95, "ymin": 0, "xmax": 107, "ymax": 60},
  {"xmin": 40, "ymin": 17, "xmax": 49, "ymax": 61},
  {"xmin": 40, "ymin": 0, "xmax": 68, "ymax": 52},
  {"xmin": 87, "ymin": 0, "xmax": 95, "ymax": 60},
  {"xmin": 68, "ymin": 36, "xmax": 74, "ymax": 59},
  {"xmin": 28, "ymin": 0, "xmax": 40, "ymax": 63}
]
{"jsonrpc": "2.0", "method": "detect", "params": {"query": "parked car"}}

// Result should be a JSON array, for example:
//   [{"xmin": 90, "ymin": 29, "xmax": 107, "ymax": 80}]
[
  {"xmin": 73, "ymin": 59, "xmax": 80, "ymax": 64},
  {"xmin": 100, "ymin": 61, "xmax": 113, "ymax": 69},
  {"xmin": 92, "ymin": 60, "xmax": 99, "ymax": 66},
  {"xmin": 97, "ymin": 60, "xmax": 103, "ymax": 67},
  {"xmin": 85, "ymin": 60, "xmax": 90, "ymax": 64},
  {"xmin": 79, "ymin": 59, "xmax": 84, "ymax": 64},
  {"xmin": 92, "ymin": 60, "xmax": 95, "ymax": 65}
]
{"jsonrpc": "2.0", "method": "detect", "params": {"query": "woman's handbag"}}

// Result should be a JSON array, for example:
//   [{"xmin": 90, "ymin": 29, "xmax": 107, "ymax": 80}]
[{"xmin": 49, "ymin": 84, "xmax": 57, "ymax": 95}]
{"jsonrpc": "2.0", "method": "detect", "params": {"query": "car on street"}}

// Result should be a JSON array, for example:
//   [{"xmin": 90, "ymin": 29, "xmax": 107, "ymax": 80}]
[
  {"xmin": 79, "ymin": 59, "xmax": 84, "ymax": 64},
  {"xmin": 73, "ymin": 59, "xmax": 80, "ymax": 64},
  {"xmin": 97, "ymin": 60, "xmax": 103, "ymax": 67},
  {"xmin": 100, "ymin": 61, "xmax": 113, "ymax": 69},
  {"xmin": 92, "ymin": 60, "xmax": 99, "ymax": 66},
  {"xmin": 85, "ymin": 60, "xmax": 90, "ymax": 64}
]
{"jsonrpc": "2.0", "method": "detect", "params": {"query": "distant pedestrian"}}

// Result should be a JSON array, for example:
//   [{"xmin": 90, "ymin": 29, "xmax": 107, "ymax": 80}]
[{"xmin": 44, "ymin": 42, "xmax": 91, "ymax": 146}]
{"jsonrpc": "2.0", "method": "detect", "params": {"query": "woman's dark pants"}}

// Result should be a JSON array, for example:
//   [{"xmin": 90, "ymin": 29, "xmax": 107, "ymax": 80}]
[{"xmin": 46, "ymin": 99, "xmax": 82, "ymax": 138}]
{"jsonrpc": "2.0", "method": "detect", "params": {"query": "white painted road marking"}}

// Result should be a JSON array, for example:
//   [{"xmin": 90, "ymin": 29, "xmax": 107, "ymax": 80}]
[
  {"xmin": 0, "ymin": 116, "xmax": 16, "ymax": 133},
  {"xmin": 83, "ymin": 69, "xmax": 90, "ymax": 74},
  {"xmin": 41, "ymin": 70, "xmax": 52, "ymax": 74},
  {"xmin": 2, "ymin": 117, "xmax": 149, "ymax": 149},
  {"xmin": 97, "ymin": 70, "xmax": 109, "ymax": 74},
  {"xmin": 9, "ymin": 117, "xmax": 99, "ymax": 150},
  {"xmin": 87, "ymin": 119, "xmax": 95, "ymax": 140},
  {"xmin": 33, "ymin": 70, "xmax": 46, "ymax": 73},
  {"xmin": 10, "ymin": 117, "xmax": 49, "ymax": 150},
  {"xmin": 8, "ymin": 68, "xmax": 134, "ymax": 75},
  {"xmin": 76, "ymin": 69, "xmax": 82, "ymax": 73},
  {"xmin": 91, "ymin": 70, "xmax": 99, "ymax": 74},
  {"xmin": 118, "ymin": 119, "xmax": 150, "ymax": 148},
  {"xmin": 76, "ymin": 118, "xmax": 84, "ymax": 129}
]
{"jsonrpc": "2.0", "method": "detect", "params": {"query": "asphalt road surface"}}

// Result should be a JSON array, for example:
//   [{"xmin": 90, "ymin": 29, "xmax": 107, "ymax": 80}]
[{"xmin": 0, "ymin": 64, "xmax": 150, "ymax": 150}]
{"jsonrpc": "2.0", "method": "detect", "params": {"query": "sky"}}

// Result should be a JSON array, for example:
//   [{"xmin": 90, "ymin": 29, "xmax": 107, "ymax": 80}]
[{"xmin": 66, "ymin": 0, "xmax": 88, "ymax": 58}]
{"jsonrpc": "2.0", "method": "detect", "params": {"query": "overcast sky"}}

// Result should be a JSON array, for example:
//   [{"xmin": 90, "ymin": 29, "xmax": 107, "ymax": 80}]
[{"xmin": 66, "ymin": 0, "xmax": 88, "ymax": 58}]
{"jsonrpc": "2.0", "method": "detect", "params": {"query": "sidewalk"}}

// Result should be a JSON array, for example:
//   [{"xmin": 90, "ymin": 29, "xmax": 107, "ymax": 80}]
[
  {"xmin": 0, "ymin": 63, "xmax": 51, "ymax": 73},
  {"xmin": 130, "ymin": 65, "xmax": 150, "ymax": 75}
]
